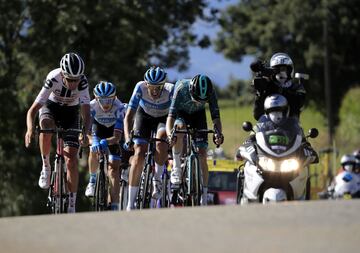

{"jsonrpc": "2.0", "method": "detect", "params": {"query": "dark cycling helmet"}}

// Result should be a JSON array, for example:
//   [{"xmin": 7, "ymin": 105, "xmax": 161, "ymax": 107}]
[
  {"xmin": 144, "ymin": 66, "xmax": 167, "ymax": 85},
  {"xmin": 93, "ymin": 81, "xmax": 116, "ymax": 98},
  {"xmin": 60, "ymin": 53, "xmax": 85, "ymax": 79},
  {"xmin": 270, "ymin": 52, "xmax": 294, "ymax": 78},
  {"xmin": 190, "ymin": 74, "xmax": 213, "ymax": 102},
  {"xmin": 340, "ymin": 154, "xmax": 356, "ymax": 172}
]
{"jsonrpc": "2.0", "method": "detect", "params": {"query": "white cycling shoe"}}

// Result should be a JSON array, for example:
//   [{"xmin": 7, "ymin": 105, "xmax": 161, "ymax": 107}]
[
  {"xmin": 38, "ymin": 168, "xmax": 51, "ymax": 189},
  {"xmin": 152, "ymin": 179, "xmax": 162, "ymax": 200},
  {"xmin": 170, "ymin": 169, "xmax": 182, "ymax": 185},
  {"xmin": 85, "ymin": 182, "xmax": 95, "ymax": 197}
]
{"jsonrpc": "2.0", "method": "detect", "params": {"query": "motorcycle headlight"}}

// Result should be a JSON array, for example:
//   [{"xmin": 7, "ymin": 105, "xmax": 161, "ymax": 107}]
[
  {"xmin": 280, "ymin": 159, "xmax": 299, "ymax": 172},
  {"xmin": 258, "ymin": 157, "xmax": 276, "ymax": 172}
]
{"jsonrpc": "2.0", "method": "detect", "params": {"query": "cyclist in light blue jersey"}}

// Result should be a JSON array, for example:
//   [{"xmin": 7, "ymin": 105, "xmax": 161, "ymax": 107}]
[
  {"xmin": 165, "ymin": 74, "xmax": 224, "ymax": 205},
  {"xmin": 124, "ymin": 66, "xmax": 174, "ymax": 210},
  {"xmin": 85, "ymin": 81, "xmax": 126, "ymax": 211}
]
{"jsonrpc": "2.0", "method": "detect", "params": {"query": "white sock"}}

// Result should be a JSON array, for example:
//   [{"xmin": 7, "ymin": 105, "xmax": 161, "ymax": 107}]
[
  {"xmin": 154, "ymin": 163, "xmax": 164, "ymax": 180},
  {"xmin": 126, "ymin": 186, "xmax": 138, "ymax": 211},
  {"xmin": 201, "ymin": 187, "xmax": 208, "ymax": 206},
  {"xmin": 172, "ymin": 150, "xmax": 181, "ymax": 171},
  {"xmin": 41, "ymin": 155, "xmax": 50, "ymax": 169},
  {"xmin": 68, "ymin": 192, "xmax": 77, "ymax": 213}
]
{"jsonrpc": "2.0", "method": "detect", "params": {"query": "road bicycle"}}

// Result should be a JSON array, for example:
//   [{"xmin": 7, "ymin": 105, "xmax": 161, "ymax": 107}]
[
  {"xmin": 37, "ymin": 127, "xmax": 82, "ymax": 214},
  {"xmin": 171, "ymin": 126, "xmax": 218, "ymax": 207},
  {"xmin": 132, "ymin": 131, "xmax": 168, "ymax": 209}
]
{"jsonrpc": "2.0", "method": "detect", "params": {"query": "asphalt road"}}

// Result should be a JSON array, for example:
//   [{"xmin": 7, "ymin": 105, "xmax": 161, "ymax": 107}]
[{"xmin": 0, "ymin": 200, "xmax": 359, "ymax": 253}]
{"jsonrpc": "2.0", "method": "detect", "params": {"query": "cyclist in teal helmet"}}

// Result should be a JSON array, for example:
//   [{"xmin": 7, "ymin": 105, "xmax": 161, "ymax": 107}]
[{"xmin": 166, "ymin": 74, "xmax": 224, "ymax": 206}]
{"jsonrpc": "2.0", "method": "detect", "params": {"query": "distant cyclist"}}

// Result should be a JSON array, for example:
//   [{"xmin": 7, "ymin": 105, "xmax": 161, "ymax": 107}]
[
  {"xmin": 85, "ymin": 81, "xmax": 126, "ymax": 211},
  {"xmin": 124, "ymin": 66, "xmax": 174, "ymax": 210},
  {"xmin": 165, "ymin": 74, "xmax": 224, "ymax": 205},
  {"xmin": 25, "ymin": 52, "xmax": 91, "ymax": 213}
]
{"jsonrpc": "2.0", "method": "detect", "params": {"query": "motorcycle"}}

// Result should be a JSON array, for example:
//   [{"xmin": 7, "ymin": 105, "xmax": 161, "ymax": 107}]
[{"xmin": 237, "ymin": 120, "xmax": 319, "ymax": 204}]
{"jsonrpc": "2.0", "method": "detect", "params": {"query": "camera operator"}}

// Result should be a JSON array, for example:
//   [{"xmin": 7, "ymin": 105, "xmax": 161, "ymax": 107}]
[{"xmin": 251, "ymin": 52, "xmax": 306, "ymax": 121}]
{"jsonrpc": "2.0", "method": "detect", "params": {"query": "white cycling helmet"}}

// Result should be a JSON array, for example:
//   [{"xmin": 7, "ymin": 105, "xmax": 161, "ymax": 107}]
[
  {"xmin": 270, "ymin": 53, "xmax": 294, "ymax": 85},
  {"xmin": 264, "ymin": 94, "xmax": 289, "ymax": 124},
  {"xmin": 340, "ymin": 154, "xmax": 357, "ymax": 172},
  {"xmin": 60, "ymin": 53, "xmax": 85, "ymax": 79}
]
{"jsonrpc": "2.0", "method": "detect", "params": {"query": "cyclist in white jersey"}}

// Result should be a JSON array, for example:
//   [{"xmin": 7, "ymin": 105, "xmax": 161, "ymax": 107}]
[
  {"xmin": 124, "ymin": 66, "xmax": 174, "ymax": 210},
  {"xmin": 25, "ymin": 53, "xmax": 91, "ymax": 213},
  {"xmin": 85, "ymin": 81, "xmax": 126, "ymax": 211}
]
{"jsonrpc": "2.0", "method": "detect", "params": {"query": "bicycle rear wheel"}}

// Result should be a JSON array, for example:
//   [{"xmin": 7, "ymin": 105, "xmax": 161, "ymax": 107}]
[
  {"xmin": 119, "ymin": 180, "xmax": 128, "ymax": 210},
  {"xmin": 192, "ymin": 156, "xmax": 201, "ymax": 206},
  {"xmin": 236, "ymin": 168, "xmax": 244, "ymax": 204},
  {"xmin": 161, "ymin": 172, "xmax": 169, "ymax": 208}
]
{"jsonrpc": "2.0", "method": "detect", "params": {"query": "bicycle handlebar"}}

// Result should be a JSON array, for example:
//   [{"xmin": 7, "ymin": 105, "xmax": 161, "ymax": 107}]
[{"xmin": 37, "ymin": 128, "xmax": 83, "ymax": 134}]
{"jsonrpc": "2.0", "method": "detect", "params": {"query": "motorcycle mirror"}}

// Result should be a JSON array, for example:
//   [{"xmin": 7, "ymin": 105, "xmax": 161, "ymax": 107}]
[
  {"xmin": 242, "ymin": 121, "xmax": 253, "ymax": 132},
  {"xmin": 308, "ymin": 128, "xmax": 319, "ymax": 138}
]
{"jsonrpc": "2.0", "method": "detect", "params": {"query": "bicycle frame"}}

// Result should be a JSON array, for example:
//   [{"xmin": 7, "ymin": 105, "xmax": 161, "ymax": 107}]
[
  {"xmin": 38, "ymin": 127, "xmax": 82, "ymax": 214},
  {"xmin": 173, "ymin": 127, "xmax": 215, "ymax": 206},
  {"xmin": 133, "ymin": 131, "xmax": 168, "ymax": 209}
]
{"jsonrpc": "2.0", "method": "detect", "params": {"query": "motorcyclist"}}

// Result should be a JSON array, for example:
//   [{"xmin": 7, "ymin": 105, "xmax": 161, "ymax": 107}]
[
  {"xmin": 251, "ymin": 52, "xmax": 306, "ymax": 121},
  {"xmin": 331, "ymin": 154, "xmax": 360, "ymax": 198}
]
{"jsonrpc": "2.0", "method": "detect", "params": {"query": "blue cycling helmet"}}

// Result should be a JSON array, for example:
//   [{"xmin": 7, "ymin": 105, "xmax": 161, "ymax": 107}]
[
  {"xmin": 190, "ymin": 74, "xmax": 213, "ymax": 102},
  {"xmin": 144, "ymin": 66, "xmax": 167, "ymax": 85},
  {"xmin": 93, "ymin": 81, "xmax": 116, "ymax": 97}
]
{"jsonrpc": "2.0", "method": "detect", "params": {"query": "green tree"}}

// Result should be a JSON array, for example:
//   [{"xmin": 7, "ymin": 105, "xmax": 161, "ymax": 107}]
[
  {"xmin": 0, "ymin": 0, "xmax": 212, "ymax": 216},
  {"xmin": 214, "ymin": 0, "xmax": 360, "ymax": 122}
]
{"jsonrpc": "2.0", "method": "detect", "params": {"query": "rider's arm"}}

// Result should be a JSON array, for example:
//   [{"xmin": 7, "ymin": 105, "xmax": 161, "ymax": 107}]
[
  {"xmin": 166, "ymin": 116, "xmax": 175, "ymax": 137},
  {"xmin": 80, "ymin": 104, "xmax": 91, "ymax": 135},
  {"xmin": 124, "ymin": 108, "xmax": 136, "ymax": 143},
  {"xmin": 25, "ymin": 101, "xmax": 43, "ymax": 147}
]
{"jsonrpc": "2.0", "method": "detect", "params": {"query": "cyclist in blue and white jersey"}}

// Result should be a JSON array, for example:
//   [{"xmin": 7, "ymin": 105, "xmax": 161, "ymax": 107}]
[
  {"xmin": 85, "ymin": 81, "xmax": 126, "ymax": 211},
  {"xmin": 165, "ymin": 74, "xmax": 224, "ymax": 205},
  {"xmin": 124, "ymin": 66, "xmax": 174, "ymax": 210},
  {"xmin": 25, "ymin": 53, "xmax": 91, "ymax": 213}
]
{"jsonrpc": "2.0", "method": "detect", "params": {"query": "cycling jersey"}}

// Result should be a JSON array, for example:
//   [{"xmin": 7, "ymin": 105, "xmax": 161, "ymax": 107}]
[
  {"xmin": 128, "ymin": 81, "xmax": 174, "ymax": 117},
  {"xmin": 90, "ymin": 98, "xmax": 126, "ymax": 131},
  {"xmin": 168, "ymin": 79, "xmax": 220, "ymax": 120},
  {"xmin": 35, "ymin": 68, "xmax": 90, "ymax": 106}
]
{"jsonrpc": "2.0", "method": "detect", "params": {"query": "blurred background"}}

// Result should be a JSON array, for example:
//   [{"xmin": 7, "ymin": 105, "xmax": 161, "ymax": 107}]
[{"xmin": 0, "ymin": 0, "xmax": 359, "ymax": 216}]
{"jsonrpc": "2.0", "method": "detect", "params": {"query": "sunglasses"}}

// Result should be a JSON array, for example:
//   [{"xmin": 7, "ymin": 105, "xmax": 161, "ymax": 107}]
[
  {"xmin": 146, "ymin": 83, "xmax": 164, "ymax": 90},
  {"xmin": 65, "ymin": 77, "xmax": 80, "ymax": 83}
]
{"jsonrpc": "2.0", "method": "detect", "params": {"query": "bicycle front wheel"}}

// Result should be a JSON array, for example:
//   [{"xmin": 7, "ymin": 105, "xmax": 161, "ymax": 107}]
[
  {"xmin": 140, "ymin": 164, "xmax": 152, "ymax": 209},
  {"xmin": 94, "ymin": 164, "xmax": 107, "ymax": 211}
]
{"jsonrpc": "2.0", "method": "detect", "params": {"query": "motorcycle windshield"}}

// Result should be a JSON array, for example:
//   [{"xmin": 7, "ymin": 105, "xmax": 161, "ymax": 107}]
[{"xmin": 255, "ymin": 117, "xmax": 303, "ymax": 156}]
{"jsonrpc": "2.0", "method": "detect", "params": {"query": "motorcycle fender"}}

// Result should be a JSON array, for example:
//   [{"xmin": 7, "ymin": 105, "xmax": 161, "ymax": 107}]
[
  {"xmin": 289, "ymin": 167, "xmax": 309, "ymax": 199},
  {"xmin": 243, "ymin": 163, "xmax": 264, "ymax": 200}
]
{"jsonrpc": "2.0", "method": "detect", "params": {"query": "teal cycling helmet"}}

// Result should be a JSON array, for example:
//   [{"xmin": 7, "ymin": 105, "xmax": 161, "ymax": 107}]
[
  {"xmin": 94, "ymin": 81, "xmax": 116, "ymax": 97},
  {"xmin": 144, "ymin": 66, "xmax": 167, "ymax": 85},
  {"xmin": 190, "ymin": 74, "xmax": 213, "ymax": 102}
]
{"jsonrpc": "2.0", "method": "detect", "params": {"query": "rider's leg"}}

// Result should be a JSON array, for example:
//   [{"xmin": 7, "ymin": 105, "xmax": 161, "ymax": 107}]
[
  {"xmin": 152, "ymin": 124, "xmax": 168, "ymax": 199},
  {"xmin": 126, "ymin": 144, "xmax": 147, "ymax": 210},
  {"xmin": 108, "ymin": 158, "xmax": 120, "ymax": 210},
  {"xmin": 38, "ymin": 118, "xmax": 55, "ymax": 189},
  {"xmin": 198, "ymin": 147, "xmax": 209, "ymax": 205},
  {"xmin": 170, "ymin": 120, "xmax": 185, "ymax": 185},
  {"xmin": 64, "ymin": 146, "xmax": 79, "ymax": 213},
  {"xmin": 85, "ymin": 151, "xmax": 98, "ymax": 197}
]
